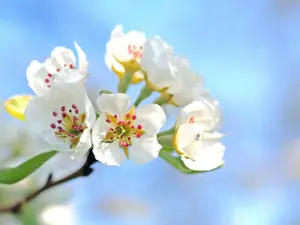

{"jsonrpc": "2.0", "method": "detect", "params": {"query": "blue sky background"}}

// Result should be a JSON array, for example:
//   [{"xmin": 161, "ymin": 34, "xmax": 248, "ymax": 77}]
[{"xmin": 0, "ymin": 0, "xmax": 300, "ymax": 224}]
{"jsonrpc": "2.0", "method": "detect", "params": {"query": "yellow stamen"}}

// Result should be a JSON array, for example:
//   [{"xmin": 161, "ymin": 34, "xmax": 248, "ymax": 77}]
[
  {"xmin": 123, "ymin": 106, "xmax": 135, "ymax": 121},
  {"xmin": 78, "ymin": 113, "xmax": 86, "ymax": 124},
  {"xmin": 122, "ymin": 146, "xmax": 130, "ymax": 160},
  {"xmin": 105, "ymin": 113, "xmax": 118, "ymax": 126}
]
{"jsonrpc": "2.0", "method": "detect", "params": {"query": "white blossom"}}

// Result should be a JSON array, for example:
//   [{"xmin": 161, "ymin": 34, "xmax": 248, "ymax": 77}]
[
  {"xmin": 25, "ymin": 82, "xmax": 96, "ymax": 159},
  {"xmin": 26, "ymin": 42, "xmax": 88, "ymax": 96},
  {"xmin": 140, "ymin": 36, "xmax": 177, "ymax": 91},
  {"xmin": 92, "ymin": 93, "xmax": 166, "ymax": 166},
  {"xmin": 174, "ymin": 99, "xmax": 225, "ymax": 171},
  {"xmin": 105, "ymin": 25, "xmax": 145, "ymax": 83}
]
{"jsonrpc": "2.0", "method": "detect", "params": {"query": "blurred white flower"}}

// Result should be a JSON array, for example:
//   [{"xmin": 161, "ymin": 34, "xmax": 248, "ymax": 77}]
[
  {"xmin": 105, "ymin": 25, "xmax": 145, "ymax": 83},
  {"xmin": 27, "ymin": 42, "xmax": 88, "ymax": 96},
  {"xmin": 0, "ymin": 117, "xmax": 83, "ymax": 224},
  {"xmin": 92, "ymin": 93, "xmax": 166, "ymax": 166},
  {"xmin": 25, "ymin": 82, "xmax": 96, "ymax": 160},
  {"xmin": 0, "ymin": 213, "xmax": 22, "ymax": 225},
  {"xmin": 174, "ymin": 99, "xmax": 225, "ymax": 171},
  {"xmin": 39, "ymin": 204, "xmax": 75, "ymax": 225}
]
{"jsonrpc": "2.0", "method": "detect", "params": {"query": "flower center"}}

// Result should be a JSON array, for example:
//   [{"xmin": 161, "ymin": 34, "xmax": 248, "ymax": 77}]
[
  {"xmin": 44, "ymin": 64, "xmax": 76, "ymax": 89},
  {"xmin": 49, "ymin": 103, "xmax": 87, "ymax": 149},
  {"xmin": 189, "ymin": 116, "xmax": 195, "ymax": 124},
  {"xmin": 195, "ymin": 133, "xmax": 202, "ymax": 141},
  {"xmin": 102, "ymin": 106, "xmax": 145, "ymax": 159},
  {"xmin": 127, "ymin": 44, "xmax": 143, "ymax": 60}
]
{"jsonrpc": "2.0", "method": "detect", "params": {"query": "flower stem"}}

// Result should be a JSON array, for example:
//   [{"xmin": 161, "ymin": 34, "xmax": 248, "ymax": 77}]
[
  {"xmin": 153, "ymin": 92, "xmax": 173, "ymax": 106},
  {"xmin": 118, "ymin": 71, "xmax": 133, "ymax": 93},
  {"xmin": 153, "ymin": 95, "xmax": 166, "ymax": 106},
  {"xmin": 133, "ymin": 85, "xmax": 153, "ymax": 107},
  {"xmin": 0, "ymin": 149, "xmax": 97, "ymax": 214},
  {"xmin": 157, "ymin": 126, "xmax": 175, "ymax": 138}
]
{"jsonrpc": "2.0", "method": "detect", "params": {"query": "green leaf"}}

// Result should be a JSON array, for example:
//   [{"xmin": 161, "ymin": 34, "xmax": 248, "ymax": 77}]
[
  {"xmin": 0, "ymin": 150, "xmax": 57, "ymax": 184},
  {"xmin": 159, "ymin": 149, "xmax": 223, "ymax": 174}
]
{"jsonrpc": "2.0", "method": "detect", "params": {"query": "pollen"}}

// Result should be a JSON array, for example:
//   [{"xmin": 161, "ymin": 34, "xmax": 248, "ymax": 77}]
[
  {"xmin": 43, "ymin": 64, "xmax": 77, "ymax": 89},
  {"xmin": 189, "ymin": 116, "xmax": 195, "ymax": 124},
  {"xmin": 127, "ymin": 44, "xmax": 143, "ymax": 60},
  {"xmin": 50, "ymin": 104, "xmax": 87, "ymax": 149},
  {"xmin": 44, "ymin": 72, "xmax": 55, "ymax": 88},
  {"xmin": 102, "ymin": 106, "xmax": 145, "ymax": 159}
]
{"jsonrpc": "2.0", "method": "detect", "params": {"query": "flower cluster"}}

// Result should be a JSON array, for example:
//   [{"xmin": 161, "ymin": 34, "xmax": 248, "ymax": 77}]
[{"xmin": 5, "ymin": 25, "xmax": 225, "ymax": 172}]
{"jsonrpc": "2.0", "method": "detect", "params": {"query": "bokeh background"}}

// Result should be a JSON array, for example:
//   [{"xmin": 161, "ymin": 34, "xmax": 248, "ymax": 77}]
[{"xmin": 0, "ymin": 0, "xmax": 300, "ymax": 224}]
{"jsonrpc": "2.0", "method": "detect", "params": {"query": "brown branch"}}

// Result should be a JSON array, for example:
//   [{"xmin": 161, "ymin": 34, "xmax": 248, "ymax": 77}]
[{"xmin": 0, "ymin": 149, "xmax": 97, "ymax": 214}]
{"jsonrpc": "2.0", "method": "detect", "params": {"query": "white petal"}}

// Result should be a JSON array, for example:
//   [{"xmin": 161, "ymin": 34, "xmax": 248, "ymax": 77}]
[
  {"xmin": 25, "ymin": 96, "xmax": 67, "ymax": 147},
  {"xmin": 181, "ymin": 142, "xmax": 225, "ymax": 171},
  {"xmin": 26, "ymin": 60, "xmax": 50, "ymax": 96},
  {"xmin": 134, "ymin": 104, "xmax": 166, "ymax": 135},
  {"xmin": 74, "ymin": 42, "xmax": 88, "ymax": 74},
  {"xmin": 166, "ymin": 56, "xmax": 191, "ymax": 94},
  {"xmin": 92, "ymin": 115, "xmax": 125, "ymax": 166},
  {"xmin": 130, "ymin": 136, "xmax": 162, "ymax": 164},
  {"xmin": 83, "ymin": 91, "xmax": 97, "ymax": 128},
  {"xmin": 182, "ymin": 140, "xmax": 203, "ymax": 159},
  {"xmin": 111, "ymin": 24, "xmax": 125, "ymax": 40},
  {"xmin": 47, "ymin": 82, "xmax": 92, "ymax": 113},
  {"xmin": 92, "ymin": 116, "xmax": 110, "ymax": 143},
  {"xmin": 93, "ymin": 141, "xmax": 125, "ymax": 166},
  {"xmin": 104, "ymin": 52, "xmax": 115, "ymax": 69},
  {"xmin": 105, "ymin": 26, "xmax": 126, "ymax": 72},
  {"xmin": 167, "ymin": 58, "xmax": 201, "ymax": 93},
  {"xmin": 114, "ymin": 30, "xmax": 146, "ymax": 62},
  {"xmin": 105, "ymin": 53, "xmax": 125, "ymax": 75},
  {"xmin": 171, "ymin": 75, "xmax": 205, "ymax": 106},
  {"xmin": 96, "ymin": 93, "xmax": 130, "ymax": 118},
  {"xmin": 174, "ymin": 123, "xmax": 204, "ymax": 155},
  {"xmin": 50, "ymin": 47, "xmax": 76, "ymax": 68},
  {"xmin": 25, "ymin": 82, "xmax": 95, "ymax": 152},
  {"xmin": 55, "ymin": 69, "xmax": 86, "ymax": 84},
  {"xmin": 202, "ymin": 132, "xmax": 224, "ymax": 140},
  {"xmin": 140, "ymin": 36, "xmax": 176, "ymax": 89},
  {"xmin": 177, "ymin": 99, "xmax": 220, "ymax": 130},
  {"xmin": 69, "ymin": 128, "xmax": 92, "ymax": 160}
]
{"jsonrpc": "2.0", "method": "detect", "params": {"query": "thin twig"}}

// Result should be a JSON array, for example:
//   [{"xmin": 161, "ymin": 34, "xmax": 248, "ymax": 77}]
[{"xmin": 0, "ymin": 149, "xmax": 97, "ymax": 214}]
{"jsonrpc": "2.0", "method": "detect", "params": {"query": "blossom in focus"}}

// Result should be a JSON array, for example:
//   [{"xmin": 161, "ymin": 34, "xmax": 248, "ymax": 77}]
[
  {"xmin": 173, "ymin": 99, "xmax": 225, "ymax": 171},
  {"xmin": 140, "ymin": 36, "xmax": 177, "ymax": 91},
  {"xmin": 92, "ymin": 93, "xmax": 166, "ymax": 166},
  {"xmin": 26, "ymin": 42, "xmax": 88, "ymax": 96},
  {"xmin": 25, "ymin": 82, "xmax": 96, "ymax": 159},
  {"xmin": 105, "ymin": 25, "xmax": 146, "ymax": 83}
]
